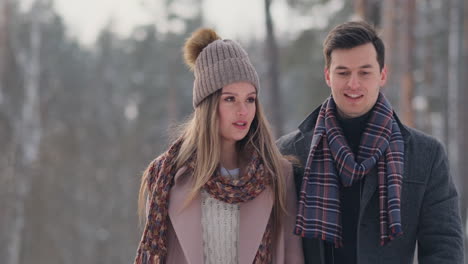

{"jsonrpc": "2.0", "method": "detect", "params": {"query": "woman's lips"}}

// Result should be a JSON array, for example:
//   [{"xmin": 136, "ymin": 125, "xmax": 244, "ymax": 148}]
[{"xmin": 233, "ymin": 121, "xmax": 248, "ymax": 130}]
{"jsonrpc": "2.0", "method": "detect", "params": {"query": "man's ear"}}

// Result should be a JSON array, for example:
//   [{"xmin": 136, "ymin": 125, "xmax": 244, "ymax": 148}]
[
  {"xmin": 380, "ymin": 66, "xmax": 388, "ymax": 87},
  {"xmin": 324, "ymin": 67, "xmax": 331, "ymax": 87}
]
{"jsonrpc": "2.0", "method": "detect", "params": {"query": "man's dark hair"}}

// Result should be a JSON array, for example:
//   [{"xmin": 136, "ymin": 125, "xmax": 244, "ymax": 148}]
[{"xmin": 323, "ymin": 21, "xmax": 385, "ymax": 71}]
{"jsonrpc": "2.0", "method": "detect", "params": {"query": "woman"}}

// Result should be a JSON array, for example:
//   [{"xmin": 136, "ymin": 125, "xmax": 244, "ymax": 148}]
[{"xmin": 134, "ymin": 28, "xmax": 303, "ymax": 264}]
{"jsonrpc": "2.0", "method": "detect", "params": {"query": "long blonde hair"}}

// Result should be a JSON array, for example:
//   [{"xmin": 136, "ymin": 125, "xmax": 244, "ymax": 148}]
[{"xmin": 138, "ymin": 90, "xmax": 287, "ymax": 230}]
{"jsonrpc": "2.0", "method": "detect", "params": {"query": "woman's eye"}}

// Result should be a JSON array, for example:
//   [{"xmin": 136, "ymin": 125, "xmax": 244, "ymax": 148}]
[
  {"xmin": 224, "ymin": 96, "xmax": 235, "ymax": 102},
  {"xmin": 247, "ymin": 97, "xmax": 256, "ymax": 103}
]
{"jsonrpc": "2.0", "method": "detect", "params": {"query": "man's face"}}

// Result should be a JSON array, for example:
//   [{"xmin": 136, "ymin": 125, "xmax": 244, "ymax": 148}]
[{"xmin": 325, "ymin": 43, "xmax": 387, "ymax": 118}]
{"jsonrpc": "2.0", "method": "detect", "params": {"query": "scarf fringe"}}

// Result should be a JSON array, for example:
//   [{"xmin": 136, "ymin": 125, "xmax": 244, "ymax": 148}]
[{"xmin": 134, "ymin": 250, "xmax": 162, "ymax": 264}]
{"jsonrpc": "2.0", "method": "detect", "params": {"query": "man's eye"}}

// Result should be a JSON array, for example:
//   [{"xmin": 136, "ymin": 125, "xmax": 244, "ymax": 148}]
[{"xmin": 337, "ymin": 72, "xmax": 349, "ymax": 76}]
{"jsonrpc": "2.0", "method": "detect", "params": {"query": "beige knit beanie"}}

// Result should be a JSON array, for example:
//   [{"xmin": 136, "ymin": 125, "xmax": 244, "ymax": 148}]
[{"xmin": 183, "ymin": 28, "xmax": 260, "ymax": 108}]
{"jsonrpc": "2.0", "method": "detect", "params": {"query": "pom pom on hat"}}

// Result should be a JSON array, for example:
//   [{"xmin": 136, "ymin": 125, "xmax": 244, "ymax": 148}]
[{"xmin": 183, "ymin": 28, "xmax": 221, "ymax": 71}]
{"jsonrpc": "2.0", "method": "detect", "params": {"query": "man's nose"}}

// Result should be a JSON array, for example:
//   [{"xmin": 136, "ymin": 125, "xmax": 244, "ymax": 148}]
[{"xmin": 347, "ymin": 74, "xmax": 360, "ymax": 89}]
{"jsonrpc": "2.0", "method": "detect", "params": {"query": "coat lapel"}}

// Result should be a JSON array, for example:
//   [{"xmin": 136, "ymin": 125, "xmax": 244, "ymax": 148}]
[
  {"xmin": 168, "ymin": 167, "xmax": 204, "ymax": 264},
  {"xmin": 295, "ymin": 108, "xmax": 320, "ymax": 167},
  {"xmin": 294, "ymin": 133, "xmax": 312, "ymax": 167},
  {"xmin": 238, "ymin": 186, "xmax": 273, "ymax": 264},
  {"xmin": 359, "ymin": 166, "xmax": 378, "ymax": 219},
  {"xmin": 168, "ymin": 168, "xmax": 287, "ymax": 263}
]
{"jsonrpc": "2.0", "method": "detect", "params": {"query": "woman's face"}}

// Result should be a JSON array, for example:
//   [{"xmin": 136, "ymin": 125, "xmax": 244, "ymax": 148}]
[{"xmin": 218, "ymin": 82, "xmax": 257, "ymax": 145}]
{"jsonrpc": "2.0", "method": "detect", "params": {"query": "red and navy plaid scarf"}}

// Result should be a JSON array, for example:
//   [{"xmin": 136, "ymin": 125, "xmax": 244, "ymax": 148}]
[
  {"xmin": 295, "ymin": 92, "xmax": 404, "ymax": 247},
  {"xmin": 134, "ymin": 139, "xmax": 273, "ymax": 263}
]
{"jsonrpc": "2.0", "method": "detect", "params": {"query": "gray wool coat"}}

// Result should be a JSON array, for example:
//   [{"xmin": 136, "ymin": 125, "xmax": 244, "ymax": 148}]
[{"xmin": 276, "ymin": 106, "xmax": 464, "ymax": 264}]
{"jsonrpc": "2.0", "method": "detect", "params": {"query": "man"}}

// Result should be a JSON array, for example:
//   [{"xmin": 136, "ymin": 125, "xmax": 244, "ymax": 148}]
[{"xmin": 277, "ymin": 21, "xmax": 464, "ymax": 264}]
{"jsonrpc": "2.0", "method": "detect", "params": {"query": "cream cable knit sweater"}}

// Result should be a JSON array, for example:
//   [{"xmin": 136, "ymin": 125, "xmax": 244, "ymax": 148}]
[{"xmin": 201, "ymin": 167, "xmax": 240, "ymax": 264}]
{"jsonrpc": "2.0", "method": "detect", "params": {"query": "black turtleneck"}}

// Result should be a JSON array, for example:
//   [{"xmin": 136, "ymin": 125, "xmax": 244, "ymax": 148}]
[{"xmin": 325, "ymin": 110, "xmax": 371, "ymax": 264}]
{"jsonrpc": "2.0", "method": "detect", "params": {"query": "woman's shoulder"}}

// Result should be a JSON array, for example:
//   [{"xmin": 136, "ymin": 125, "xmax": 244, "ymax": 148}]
[
  {"xmin": 144, "ymin": 152, "xmax": 172, "ymax": 187},
  {"xmin": 278, "ymin": 157, "xmax": 292, "ymax": 168},
  {"xmin": 149, "ymin": 154, "xmax": 165, "ymax": 171},
  {"xmin": 278, "ymin": 157, "xmax": 293, "ymax": 179}
]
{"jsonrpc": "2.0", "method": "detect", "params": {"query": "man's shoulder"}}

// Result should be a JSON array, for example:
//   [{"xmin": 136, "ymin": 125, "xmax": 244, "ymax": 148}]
[
  {"xmin": 276, "ymin": 107, "xmax": 321, "ymax": 153},
  {"xmin": 404, "ymin": 125, "xmax": 445, "ymax": 153},
  {"xmin": 277, "ymin": 129, "xmax": 302, "ymax": 145},
  {"xmin": 402, "ymin": 125, "xmax": 449, "ymax": 182},
  {"xmin": 276, "ymin": 129, "xmax": 302, "ymax": 154}
]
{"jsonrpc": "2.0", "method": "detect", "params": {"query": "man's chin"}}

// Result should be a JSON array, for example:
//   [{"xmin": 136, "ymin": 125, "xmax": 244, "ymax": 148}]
[{"xmin": 336, "ymin": 107, "xmax": 366, "ymax": 119}]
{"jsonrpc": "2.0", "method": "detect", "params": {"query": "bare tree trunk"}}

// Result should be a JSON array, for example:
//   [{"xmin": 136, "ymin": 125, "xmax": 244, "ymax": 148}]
[
  {"xmin": 382, "ymin": 0, "xmax": 408, "ymax": 112},
  {"xmin": 8, "ymin": 2, "xmax": 42, "ymax": 263},
  {"xmin": 0, "ymin": 1, "xmax": 17, "ymax": 261},
  {"xmin": 0, "ymin": 0, "xmax": 12, "ymax": 107},
  {"xmin": 447, "ymin": 0, "xmax": 462, "ymax": 191},
  {"xmin": 381, "ymin": 0, "xmax": 397, "ymax": 101},
  {"xmin": 0, "ymin": 0, "xmax": 6, "ymax": 105},
  {"xmin": 167, "ymin": 61, "xmax": 179, "ymax": 123},
  {"xmin": 459, "ymin": 0, "xmax": 468, "ymax": 240},
  {"xmin": 399, "ymin": 0, "xmax": 416, "ymax": 127},
  {"xmin": 21, "ymin": 11, "xmax": 41, "ymax": 164},
  {"xmin": 420, "ymin": 0, "xmax": 434, "ymax": 133},
  {"xmin": 354, "ymin": 0, "xmax": 367, "ymax": 19},
  {"xmin": 264, "ymin": 0, "xmax": 282, "ymax": 137},
  {"xmin": 354, "ymin": 0, "xmax": 381, "ymax": 26}
]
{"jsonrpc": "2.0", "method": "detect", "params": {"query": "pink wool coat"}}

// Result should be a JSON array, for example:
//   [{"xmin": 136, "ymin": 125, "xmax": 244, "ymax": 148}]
[{"xmin": 145, "ymin": 158, "xmax": 304, "ymax": 264}]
